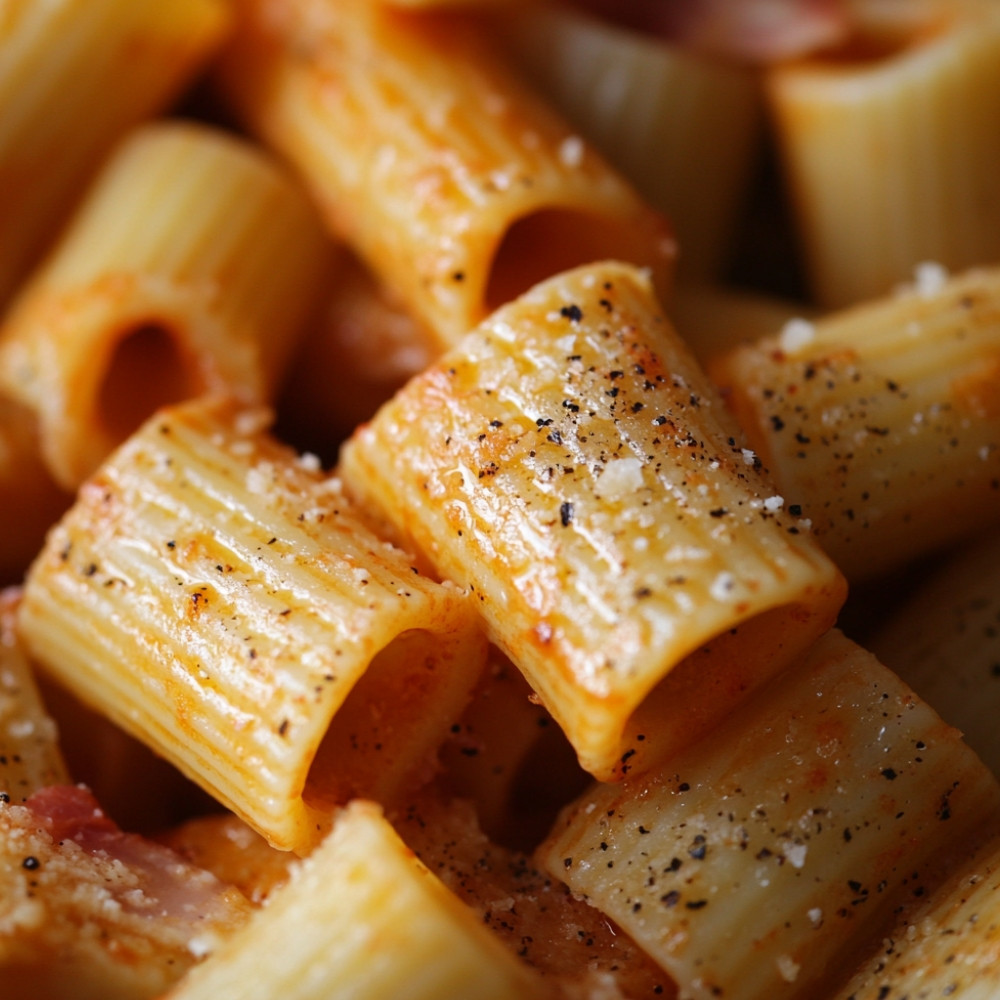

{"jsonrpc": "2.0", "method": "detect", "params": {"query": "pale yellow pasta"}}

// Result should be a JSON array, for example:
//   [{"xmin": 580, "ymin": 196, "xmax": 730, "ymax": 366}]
[
  {"xmin": 0, "ymin": 0, "xmax": 230, "ymax": 308},
  {"xmin": 16, "ymin": 396, "xmax": 488, "ymax": 853},
  {"xmin": 164, "ymin": 800, "xmax": 553, "ymax": 1000},
  {"xmin": 709, "ymin": 264, "xmax": 1000, "ymax": 581},
  {"xmin": 340, "ymin": 262, "xmax": 846, "ymax": 782},
  {"xmin": 0, "ymin": 120, "xmax": 334, "ymax": 491},
  {"xmin": 499, "ymin": 0, "xmax": 762, "ymax": 279},
  {"xmin": 833, "ymin": 834, "xmax": 1000, "ymax": 1000},
  {"xmin": 0, "ymin": 590, "xmax": 68, "ymax": 803},
  {"xmin": 768, "ymin": 1, "xmax": 1000, "ymax": 307},
  {"xmin": 539, "ymin": 628, "xmax": 1000, "ymax": 1000},
  {"xmin": 213, "ymin": 0, "xmax": 675, "ymax": 348}
]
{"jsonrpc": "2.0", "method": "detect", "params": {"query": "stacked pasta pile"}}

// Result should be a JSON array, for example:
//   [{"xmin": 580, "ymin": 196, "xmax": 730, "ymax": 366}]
[{"xmin": 2, "ymin": 1, "xmax": 1000, "ymax": 998}]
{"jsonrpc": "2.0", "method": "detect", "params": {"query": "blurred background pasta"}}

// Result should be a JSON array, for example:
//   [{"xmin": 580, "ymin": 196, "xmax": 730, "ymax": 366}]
[{"xmin": 2, "ymin": 1, "xmax": 1000, "ymax": 998}]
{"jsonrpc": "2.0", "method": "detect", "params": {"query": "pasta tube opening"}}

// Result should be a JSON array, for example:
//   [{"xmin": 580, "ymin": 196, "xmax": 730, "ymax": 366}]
[
  {"xmin": 98, "ymin": 320, "xmax": 200, "ymax": 445},
  {"xmin": 0, "ymin": 120, "xmax": 332, "ymax": 490},
  {"xmin": 302, "ymin": 627, "xmax": 465, "ymax": 813},
  {"xmin": 484, "ymin": 208, "xmax": 666, "ymax": 316}
]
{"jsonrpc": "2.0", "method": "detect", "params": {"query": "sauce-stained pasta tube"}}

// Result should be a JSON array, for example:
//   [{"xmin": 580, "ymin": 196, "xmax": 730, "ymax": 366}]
[
  {"xmin": 539, "ymin": 628, "xmax": 1000, "ymax": 1000},
  {"xmin": 832, "ymin": 833, "xmax": 1000, "ymax": 1000},
  {"xmin": 709, "ymin": 264, "xmax": 1000, "ymax": 581},
  {"xmin": 0, "ymin": 120, "xmax": 334, "ymax": 491},
  {"xmin": 164, "ymin": 800, "xmax": 553, "ymax": 1000},
  {"xmin": 213, "ymin": 0, "xmax": 675, "ymax": 348},
  {"xmin": 498, "ymin": 0, "xmax": 762, "ymax": 280},
  {"xmin": 0, "ymin": 0, "xmax": 230, "ymax": 309},
  {"xmin": 15, "ymin": 397, "xmax": 488, "ymax": 853},
  {"xmin": 767, "ymin": 1, "xmax": 1000, "ymax": 307},
  {"xmin": 340, "ymin": 262, "xmax": 847, "ymax": 781}
]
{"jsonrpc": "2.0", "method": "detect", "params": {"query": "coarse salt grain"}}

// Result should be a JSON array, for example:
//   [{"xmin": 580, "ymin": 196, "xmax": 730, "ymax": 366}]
[
  {"xmin": 776, "ymin": 955, "xmax": 801, "ymax": 983},
  {"xmin": 913, "ymin": 260, "xmax": 949, "ymax": 297},
  {"xmin": 559, "ymin": 135, "xmax": 584, "ymax": 168},
  {"xmin": 710, "ymin": 572, "xmax": 735, "ymax": 601},
  {"xmin": 779, "ymin": 317, "xmax": 815, "ymax": 353},
  {"xmin": 597, "ymin": 456, "xmax": 644, "ymax": 498}
]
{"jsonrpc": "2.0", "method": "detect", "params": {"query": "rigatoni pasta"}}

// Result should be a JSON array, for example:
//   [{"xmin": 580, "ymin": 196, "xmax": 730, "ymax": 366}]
[
  {"xmin": 341, "ymin": 261, "xmax": 846, "ymax": 781},
  {"xmin": 4, "ymin": 0, "xmax": 1000, "ymax": 995},
  {"xmin": 16, "ymin": 396, "xmax": 488, "ymax": 853},
  {"xmin": 164, "ymin": 800, "xmax": 554, "ymax": 1000},
  {"xmin": 709, "ymin": 264, "xmax": 1000, "ymax": 580},
  {"xmin": 498, "ymin": 0, "xmax": 762, "ymax": 279},
  {"xmin": 213, "ymin": 0, "xmax": 675, "ymax": 348},
  {"xmin": 539, "ymin": 628, "xmax": 1000, "ymax": 1000},
  {"xmin": 767, "ymin": 1, "xmax": 1000, "ymax": 307},
  {"xmin": 0, "ymin": 0, "xmax": 230, "ymax": 308},
  {"xmin": 0, "ymin": 120, "xmax": 334, "ymax": 490}
]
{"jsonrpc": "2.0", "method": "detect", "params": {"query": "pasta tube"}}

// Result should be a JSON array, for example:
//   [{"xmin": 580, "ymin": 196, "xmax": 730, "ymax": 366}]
[
  {"xmin": 767, "ymin": 2, "xmax": 1000, "ymax": 307},
  {"xmin": 539, "ymin": 629, "xmax": 1000, "ymax": 1000},
  {"xmin": 0, "ymin": 120, "xmax": 334, "ymax": 490},
  {"xmin": 340, "ymin": 262, "xmax": 846, "ymax": 781},
  {"xmin": 0, "ymin": 0, "xmax": 230, "ymax": 308},
  {"xmin": 499, "ymin": 0, "xmax": 762, "ymax": 279},
  {"xmin": 0, "ymin": 591, "xmax": 68, "ymax": 803},
  {"xmin": 16, "ymin": 397, "xmax": 488, "ymax": 853},
  {"xmin": 833, "ymin": 834, "xmax": 1000, "ymax": 1000},
  {"xmin": 164, "ymin": 800, "xmax": 553, "ymax": 1000},
  {"xmin": 213, "ymin": 0, "xmax": 675, "ymax": 347},
  {"xmin": 709, "ymin": 264, "xmax": 1000, "ymax": 581}
]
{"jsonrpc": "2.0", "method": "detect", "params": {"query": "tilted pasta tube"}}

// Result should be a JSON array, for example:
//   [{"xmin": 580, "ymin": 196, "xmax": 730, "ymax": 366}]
[
  {"xmin": 0, "ymin": 0, "xmax": 230, "ymax": 308},
  {"xmin": 165, "ymin": 800, "xmax": 554, "ymax": 1000},
  {"xmin": 767, "ymin": 1, "xmax": 1000, "ymax": 307},
  {"xmin": 539, "ymin": 629, "xmax": 1000, "ymax": 1000},
  {"xmin": 498, "ymin": 0, "xmax": 762, "ymax": 279},
  {"xmin": 16, "ymin": 397, "xmax": 488, "ymax": 853},
  {"xmin": 213, "ymin": 0, "xmax": 675, "ymax": 348},
  {"xmin": 833, "ymin": 833, "xmax": 1000, "ymax": 1000},
  {"xmin": 0, "ymin": 120, "xmax": 334, "ymax": 490},
  {"xmin": 340, "ymin": 262, "xmax": 846, "ymax": 781},
  {"xmin": 709, "ymin": 264, "xmax": 1000, "ymax": 581}
]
